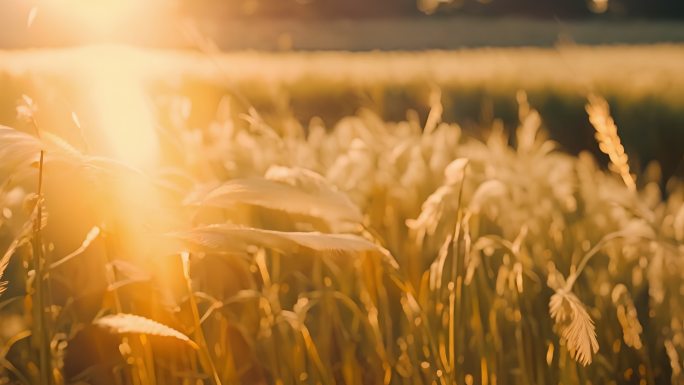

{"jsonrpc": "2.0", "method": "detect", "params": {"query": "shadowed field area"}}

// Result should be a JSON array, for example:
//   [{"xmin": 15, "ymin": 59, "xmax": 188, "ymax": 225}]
[{"xmin": 2, "ymin": 14, "xmax": 684, "ymax": 49}]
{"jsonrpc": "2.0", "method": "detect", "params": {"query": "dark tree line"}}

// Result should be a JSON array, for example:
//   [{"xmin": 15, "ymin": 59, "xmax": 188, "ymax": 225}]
[
  {"xmin": 441, "ymin": 0, "xmax": 684, "ymax": 18},
  {"xmin": 188, "ymin": 0, "xmax": 684, "ymax": 19}
]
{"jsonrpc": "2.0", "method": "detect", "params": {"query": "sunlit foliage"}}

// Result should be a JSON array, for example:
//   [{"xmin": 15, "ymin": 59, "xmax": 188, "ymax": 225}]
[{"xmin": 0, "ymin": 80, "xmax": 682, "ymax": 385}]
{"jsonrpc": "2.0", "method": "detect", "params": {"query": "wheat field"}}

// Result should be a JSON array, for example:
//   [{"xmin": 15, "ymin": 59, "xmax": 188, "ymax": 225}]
[
  {"xmin": 2, "ymin": 45, "xmax": 682, "ymax": 177},
  {"xmin": 0, "ymin": 44, "xmax": 683, "ymax": 385}
]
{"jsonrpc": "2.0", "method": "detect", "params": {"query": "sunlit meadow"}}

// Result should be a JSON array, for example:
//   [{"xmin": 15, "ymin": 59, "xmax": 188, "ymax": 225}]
[{"xmin": 0, "ymin": 1, "xmax": 683, "ymax": 385}]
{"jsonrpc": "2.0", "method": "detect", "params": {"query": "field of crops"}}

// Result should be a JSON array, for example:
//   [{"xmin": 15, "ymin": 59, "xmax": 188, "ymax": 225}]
[
  {"xmin": 0, "ymin": 44, "xmax": 683, "ymax": 385},
  {"xmin": 1, "ymin": 45, "xmax": 683, "ymax": 177}
]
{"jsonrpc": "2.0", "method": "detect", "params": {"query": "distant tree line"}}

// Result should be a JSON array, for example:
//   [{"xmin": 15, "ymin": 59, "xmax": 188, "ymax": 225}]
[
  {"xmin": 187, "ymin": 0, "xmax": 684, "ymax": 19},
  {"xmin": 432, "ymin": 0, "xmax": 684, "ymax": 18}
]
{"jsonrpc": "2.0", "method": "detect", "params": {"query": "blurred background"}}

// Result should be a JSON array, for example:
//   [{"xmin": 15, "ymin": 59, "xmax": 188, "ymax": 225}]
[
  {"xmin": 0, "ymin": 0, "xmax": 682, "ymax": 179},
  {"xmin": 1, "ymin": 0, "xmax": 684, "ymax": 49},
  {"xmin": 0, "ymin": 3, "xmax": 683, "ymax": 384}
]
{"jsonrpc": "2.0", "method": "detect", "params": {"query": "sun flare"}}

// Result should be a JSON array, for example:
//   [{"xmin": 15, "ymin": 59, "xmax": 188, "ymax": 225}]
[
  {"xmin": 0, "ymin": 0, "xmax": 682, "ymax": 384},
  {"xmin": 43, "ymin": 0, "xmax": 156, "ymax": 35}
]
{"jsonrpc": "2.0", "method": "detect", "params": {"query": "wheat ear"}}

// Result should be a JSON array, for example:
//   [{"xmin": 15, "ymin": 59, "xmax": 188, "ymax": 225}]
[{"xmin": 586, "ymin": 94, "xmax": 636, "ymax": 191}]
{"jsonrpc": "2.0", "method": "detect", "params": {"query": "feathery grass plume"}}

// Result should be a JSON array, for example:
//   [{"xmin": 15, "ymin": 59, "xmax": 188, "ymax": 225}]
[
  {"xmin": 549, "ymin": 289, "xmax": 599, "ymax": 366},
  {"xmin": 467, "ymin": 179, "xmax": 507, "ymax": 214},
  {"xmin": 586, "ymin": 94, "xmax": 636, "ymax": 191},
  {"xmin": 407, "ymin": 158, "xmax": 468, "ymax": 245},
  {"xmin": 95, "ymin": 314, "xmax": 195, "ymax": 347},
  {"xmin": 611, "ymin": 284, "xmax": 643, "ymax": 350}
]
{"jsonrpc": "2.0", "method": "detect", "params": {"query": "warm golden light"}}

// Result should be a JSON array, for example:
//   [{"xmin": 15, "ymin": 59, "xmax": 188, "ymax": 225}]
[
  {"xmin": 42, "ymin": 0, "xmax": 157, "ymax": 36},
  {"xmin": 0, "ymin": 1, "xmax": 682, "ymax": 384},
  {"xmin": 78, "ymin": 47, "xmax": 159, "ymax": 167}
]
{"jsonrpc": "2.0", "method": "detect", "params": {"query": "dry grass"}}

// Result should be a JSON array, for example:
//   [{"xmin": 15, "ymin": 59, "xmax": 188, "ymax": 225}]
[{"xmin": 0, "ymin": 51, "xmax": 682, "ymax": 385}]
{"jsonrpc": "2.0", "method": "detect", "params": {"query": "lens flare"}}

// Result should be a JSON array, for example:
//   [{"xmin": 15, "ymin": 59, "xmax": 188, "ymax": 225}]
[{"xmin": 44, "ymin": 0, "xmax": 146, "ymax": 35}]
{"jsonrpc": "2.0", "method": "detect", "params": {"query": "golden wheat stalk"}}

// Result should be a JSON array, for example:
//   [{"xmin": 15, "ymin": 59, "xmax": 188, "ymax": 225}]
[
  {"xmin": 95, "ymin": 313, "xmax": 197, "ymax": 348},
  {"xmin": 586, "ymin": 94, "xmax": 636, "ymax": 191},
  {"xmin": 611, "ymin": 284, "xmax": 643, "ymax": 350}
]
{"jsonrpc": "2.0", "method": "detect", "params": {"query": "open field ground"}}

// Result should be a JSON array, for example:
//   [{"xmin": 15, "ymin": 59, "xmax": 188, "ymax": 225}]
[{"xmin": 0, "ymin": 43, "xmax": 683, "ymax": 385}]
